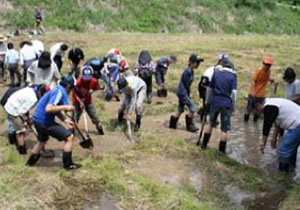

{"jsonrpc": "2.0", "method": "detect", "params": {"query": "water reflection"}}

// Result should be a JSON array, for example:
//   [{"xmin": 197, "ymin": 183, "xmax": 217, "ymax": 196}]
[{"xmin": 227, "ymin": 114, "xmax": 300, "ymax": 179}]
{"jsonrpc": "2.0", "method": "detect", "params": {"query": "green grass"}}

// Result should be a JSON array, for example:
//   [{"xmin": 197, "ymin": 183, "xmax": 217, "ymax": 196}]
[{"xmin": 2, "ymin": 0, "xmax": 300, "ymax": 34}]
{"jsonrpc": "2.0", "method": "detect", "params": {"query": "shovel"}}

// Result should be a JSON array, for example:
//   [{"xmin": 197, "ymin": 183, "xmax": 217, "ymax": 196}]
[
  {"xmin": 125, "ymin": 119, "xmax": 136, "ymax": 144},
  {"xmin": 66, "ymin": 112, "xmax": 94, "ymax": 149}
]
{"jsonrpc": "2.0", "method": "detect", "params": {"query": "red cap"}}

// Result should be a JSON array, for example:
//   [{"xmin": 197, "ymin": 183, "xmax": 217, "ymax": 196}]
[
  {"xmin": 120, "ymin": 60, "xmax": 129, "ymax": 70},
  {"xmin": 263, "ymin": 56, "xmax": 273, "ymax": 65}
]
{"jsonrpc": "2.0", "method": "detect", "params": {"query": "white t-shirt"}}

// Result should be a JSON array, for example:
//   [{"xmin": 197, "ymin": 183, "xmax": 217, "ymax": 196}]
[
  {"xmin": 4, "ymin": 87, "xmax": 37, "ymax": 116},
  {"xmin": 264, "ymin": 98, "xmax": 300, "ymax": 130},
  {"xmin": 27, "ymin": 60, "xmax": 61, "ymax": 89},
  {"xmin": 20, "ymin": 45, "xmax": 37, "ymax": 65},
  {"xmin": 31, "ymin": 40, "xmax": 44, "ymax": 57},
  {"xmin": 202, "ymin": 66, "xmax": 215, "ymax": 81},
  {"xmin": 50, "ymin": 42, "xmax": 65, "ymax": 60}
]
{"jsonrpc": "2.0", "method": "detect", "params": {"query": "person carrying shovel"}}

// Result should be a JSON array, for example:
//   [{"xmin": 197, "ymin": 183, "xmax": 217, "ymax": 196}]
[
  {"xmin": 117, "ymin": 75, "xmax": 147, "ymax": 132},
  {"xmin": 72, "ymin": 65, "xmax": 104, "ymax": 135},
  {"xmin": 200, "ymin": 58, "xmax": 237, "ymax": 153},
  {"xmin": 26, "ymin": 75, "xmax": 82, "ymax": 170}
]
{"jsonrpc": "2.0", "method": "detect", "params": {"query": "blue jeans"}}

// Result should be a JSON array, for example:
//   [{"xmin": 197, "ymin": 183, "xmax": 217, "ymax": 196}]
[
  {"xmin": 279, "ymin": 125, "xmax": 300, "ymax": 164},
  {"xmin": 101, "ymin": 72, "xmax": 114, "ymax": 101}
]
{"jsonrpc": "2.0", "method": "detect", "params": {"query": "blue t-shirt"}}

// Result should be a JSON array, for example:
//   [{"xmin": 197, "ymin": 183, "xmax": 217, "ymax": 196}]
[
  {"xmin": 177, "ymin": 67, "xmax": 194, "ymax": 97},
  {"xmin": 33, "ymin": 85, "xmax": 69, "ymax": 125},
  {"xmin": 210, "ymin": 68, "xmax": 237, "ymax": 109}
]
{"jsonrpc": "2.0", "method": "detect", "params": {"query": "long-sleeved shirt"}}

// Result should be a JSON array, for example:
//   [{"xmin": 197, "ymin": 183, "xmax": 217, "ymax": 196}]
[
  {"xmin": 50, "ymin": 42, "xmax": 65, "ymax": 60},
  {"xmin": 156, "ymin": 57, "xmax": 169, "ymax": 73},
  {"xmin": 263, "ymin": 98, "xmax": 300, "ymax": 136},
  {"xmin": 249, "ymin": 67, "xmax": 271, "ymax": 98},
  {"xmin": 4, "ymin": 87, "xmax": 38, "ymax": 117},
  {"xmin": 177, "ymin": 67, "xmax": 194, "ymax": 97},
  {"xmin": 207, "ymin": 67, "xmax": 237, "ymax": 110},
  {"xmin": 31, "ymin": 40, "xmax": 44, "ymax": 58},
  {"xmin": 123, "ymin": 76, "xmax": 147, "ymax": 113},
  {"xmin": 27, "ymin": 60, "xmax": 61, "ymax": 89},
  {"xmin": 5, "ymin": 49, "xmax": 19, "ymax": 65},
  {"xmin": 134, "ymin": 61, "xmax": 155, "ymax": 75}
]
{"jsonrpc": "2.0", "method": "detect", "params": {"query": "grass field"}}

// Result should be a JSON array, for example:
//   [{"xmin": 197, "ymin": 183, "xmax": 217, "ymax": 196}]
[{"xmin": 0, "ymin": 32, "xmax": 300, "ymax": 209}]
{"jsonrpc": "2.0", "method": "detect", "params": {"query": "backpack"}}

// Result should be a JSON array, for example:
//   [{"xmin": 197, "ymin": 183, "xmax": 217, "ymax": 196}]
[
  {"xmin": 1, "ymin": 87, "xmax": 23, "ymax": 107},
  {"xmin": 137, "ymin": 50, "xmax": 152, "ymax": 78}
]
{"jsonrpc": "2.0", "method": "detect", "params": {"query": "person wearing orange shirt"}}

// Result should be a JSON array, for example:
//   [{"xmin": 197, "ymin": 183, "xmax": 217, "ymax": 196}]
[{"xmin": 244, "ymin": 57, "xmax": 274, "ymax": 122}]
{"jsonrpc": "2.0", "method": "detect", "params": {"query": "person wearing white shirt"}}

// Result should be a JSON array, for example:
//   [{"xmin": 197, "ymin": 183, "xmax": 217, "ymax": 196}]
[
  {"xmin": 50, "ymin": 42, "xmax": 68, "ymax": 72},
  {"xmin": 5, "ymin": 43, "xmax": 21, "ymax": 86},
  {"xmin": 31, "ymin": 39, "xmax": 44, "ymax": 58},
  {"xmin": 27, "ymin": 51, "xmax": 61, "ymax": 89},
  {"xmin": 2, "ymin": 85, "xmax": 49, "ymax": 154},
  {"xmin": 19, "ymin": 41, "xmax": 38, "ymax": 85}
]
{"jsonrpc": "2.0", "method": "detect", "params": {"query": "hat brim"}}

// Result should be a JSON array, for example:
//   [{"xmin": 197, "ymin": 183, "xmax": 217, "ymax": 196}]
[{"xmin": 0, "ymin": 37, "xmax": 7, "ymax": 42}]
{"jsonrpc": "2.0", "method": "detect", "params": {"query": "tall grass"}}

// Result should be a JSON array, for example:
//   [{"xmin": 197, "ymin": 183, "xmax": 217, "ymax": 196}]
[{"xmin": 2, "ymin": 0, "xmax": 300, "ymax": 34}]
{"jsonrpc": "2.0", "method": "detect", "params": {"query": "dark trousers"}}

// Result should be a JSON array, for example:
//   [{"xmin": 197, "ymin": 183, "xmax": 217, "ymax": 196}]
[
  {"xmin": 8, "ymin": 64, "xmax": 21, "ymax": 86},
  {"xmin": 0, "ymin": 55, "xmax": 5, "ymax": 79},
  {"xmin": 140, "ymin": 75, "xmax": 152, "ymax": 103},
  {"xmin": 54, "ymin": 55, "xmax": 63, "ymax": 72}
]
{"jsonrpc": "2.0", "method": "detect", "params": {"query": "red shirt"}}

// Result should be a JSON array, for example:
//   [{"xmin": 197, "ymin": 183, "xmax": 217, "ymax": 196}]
[{"xmin": 72, "ymin": 77, "xmax": 100, "ymax": 105}]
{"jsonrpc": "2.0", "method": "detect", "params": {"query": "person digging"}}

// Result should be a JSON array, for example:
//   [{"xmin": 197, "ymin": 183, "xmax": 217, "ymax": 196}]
[
  {"xmin": 1, "ymin": 84, "xmax": 50, "ymax": 154},
  {"xmin": 117, "ymin": 75, "xmax": 147, "ymax": 132},
  {"xmin": 72, "ymin": 65, "xmax": 104, "ymax": 135},
  {"xmin": 155, "ymin": 55, "xmax": 177, "ymax": 97},
  {"xmin": 26, "ymin": 75, "xmax": 82, "ymax": 170},
  {"xmin": 200, "ymin": 58, "xmax": 237, "ymax": 153},
  {"xmin": 169, "ymin": 54, "xmax": 204, "ymax": 133}
]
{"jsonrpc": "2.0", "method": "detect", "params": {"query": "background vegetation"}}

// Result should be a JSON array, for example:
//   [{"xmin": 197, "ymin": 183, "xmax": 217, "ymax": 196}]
[{"xmin": 2, "ymin": 0, "xmax": 300, "ymax": 34}]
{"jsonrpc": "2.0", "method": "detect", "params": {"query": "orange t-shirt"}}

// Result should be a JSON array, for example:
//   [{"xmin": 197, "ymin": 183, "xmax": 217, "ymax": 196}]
[{"xmin": 249, "ymin": 67, "xmax": 271, "ymax": 98}]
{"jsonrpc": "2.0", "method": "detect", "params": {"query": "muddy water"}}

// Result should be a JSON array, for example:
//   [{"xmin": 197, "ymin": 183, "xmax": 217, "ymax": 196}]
[{"xmin": 228, "ymin": 113, "xmax": 300, "ymax": 179}]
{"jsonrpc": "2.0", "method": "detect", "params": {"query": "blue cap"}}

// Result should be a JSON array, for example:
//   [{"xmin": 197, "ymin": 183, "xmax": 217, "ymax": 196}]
[
  {"xmin": 82, "ymin": 65, "xmax": 93, "ymax": 81},
  {"xmin": 117, "ymin": 76, "xmax": 128, "ymax": 91}
]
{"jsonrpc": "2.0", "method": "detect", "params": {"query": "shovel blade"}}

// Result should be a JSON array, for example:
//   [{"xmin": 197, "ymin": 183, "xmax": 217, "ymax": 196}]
[{"xmin": 79, "ymin": 137, "xmax": 94, "ymax": 149}]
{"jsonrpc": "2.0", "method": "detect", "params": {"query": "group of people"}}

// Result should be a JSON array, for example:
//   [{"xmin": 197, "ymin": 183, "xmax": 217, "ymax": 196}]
[
  {"xmin": 0, "ymin": 35, "xmax": 178, "ymax": 170},
  {"xmin": 1, "ymin": 34, "xmax": 300, "ymax": 174}
]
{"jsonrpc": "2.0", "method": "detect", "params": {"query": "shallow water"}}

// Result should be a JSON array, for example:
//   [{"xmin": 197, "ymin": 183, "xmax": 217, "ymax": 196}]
[{"xmin": 227, "ymin": 113, "xmax": 300, "ymax": 179}]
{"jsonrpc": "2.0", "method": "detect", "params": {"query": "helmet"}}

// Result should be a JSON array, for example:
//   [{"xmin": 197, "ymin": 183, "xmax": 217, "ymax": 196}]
[{"xmin": 60, "ymin": 74, "xmax": 76, "ymax": 88}]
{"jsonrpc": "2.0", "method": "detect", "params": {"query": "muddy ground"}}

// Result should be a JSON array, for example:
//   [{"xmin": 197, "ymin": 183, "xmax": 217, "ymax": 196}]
[{"xmin": 0, "ymin": 33, "xmax": 299, "ymax": 210}]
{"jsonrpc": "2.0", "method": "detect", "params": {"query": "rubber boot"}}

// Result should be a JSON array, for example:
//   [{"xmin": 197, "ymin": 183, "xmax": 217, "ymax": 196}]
[
  {"xmin": 244, "ymin": 114, "xmax": 249, "ymax": 122},
  {"xmin": 279, "ymin": 162, "xmax": 289, "ymax": 173},
  {"xmin": 8, "ymin": 132, "xmax": 17, "ymax": 145},
  {"xmin": 201, "ymin": 133, "xmax": 211, "ymax": 149},
  {"xmin": 26, "ymin": 153, "xmax": 41, "ymax": 166},
  {"xmin": 169, "ymin": 116, "xmax": 178, "ymax": 129},
  {"xmin": 96, "ymin": 124, "xmax": 105, "ymax": 135},
  {"xmin": 253, "ymin": 113, "xmax": 260, "ymax": 122},
  {"xmin": 147, "ymin": 92, "xmax": 152, "ymax": 104},
  {"xmin": 157, "ymin": 90, "xmax": 163, "ymax": 97},
  {"xmin": 63, "ymin": 151, "xmax": 82, "ymax": 170},
  {"xmin": 219, "ymin": 141, "xmax": 227, "ymax": 154},
  {"xmin": 291, "ymin": 152, "xmax": 297, "ymax": 168},
  {"xmin": 185, "ymin": 115, "xmax": 199, "ymax": 133},
  {"xmin": 118, "ymin": 112, "xmax": 124, "ymax": 124},
  {"xmin": 17, "ymin": 144, "xmax": 27, "ymax": 155},
  {"xmin": 162, "ymin": 89, "xmax": 168, "ymax": 97},
  {"xmin": 134, "ymin": 115, "xmax": 142, "ymax": 132}
]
